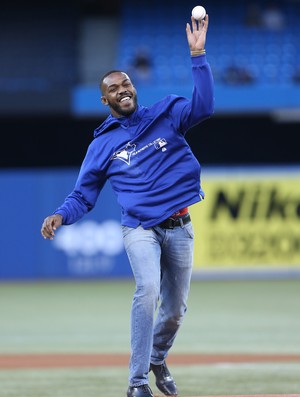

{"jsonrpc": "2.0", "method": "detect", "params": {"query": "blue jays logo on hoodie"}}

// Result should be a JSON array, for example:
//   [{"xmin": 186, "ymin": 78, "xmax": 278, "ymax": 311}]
[
  {"xmin": 111, "ymin": 142, "xmax": 136, "ymax": 165},
  {"xmin": 111, "ymin": 138, "xmax": 168, "ymax": 166}
]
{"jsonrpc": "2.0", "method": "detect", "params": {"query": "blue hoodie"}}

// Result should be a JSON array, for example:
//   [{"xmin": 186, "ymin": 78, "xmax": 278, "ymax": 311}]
[{"xmin": 54, "ymin": 54, "xmax": 214, "ymax": 228}]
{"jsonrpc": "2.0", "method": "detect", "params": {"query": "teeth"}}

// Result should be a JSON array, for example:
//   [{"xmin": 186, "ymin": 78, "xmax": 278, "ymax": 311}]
[{"xmin": 120, "ymin": 97, "xmax": 130, "ymax": 102}]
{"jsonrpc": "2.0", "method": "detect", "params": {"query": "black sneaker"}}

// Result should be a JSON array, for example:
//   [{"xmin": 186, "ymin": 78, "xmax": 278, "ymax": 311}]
[
  {"xmin": 150, "ymin": 362, "xmax": 178, "ymax": 396},
  {"xmin": 127, "ymin": 384, "xmax": 154, "ymax": 397}
]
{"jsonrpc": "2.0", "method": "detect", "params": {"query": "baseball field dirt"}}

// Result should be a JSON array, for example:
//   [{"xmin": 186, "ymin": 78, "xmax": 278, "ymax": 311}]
[
  {"xmin": 0, "ymin": 353, "xmax": 300, "ymax": 397},
  {"xmin": 1, "ymin": 352, "xmax": 300, "ymax": 369}
]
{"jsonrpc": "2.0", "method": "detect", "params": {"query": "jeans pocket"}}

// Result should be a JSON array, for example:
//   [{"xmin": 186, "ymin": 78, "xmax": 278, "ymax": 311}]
[
  {"xmin": 121, "ymin": 225, "xmax": 134, "ymax": 238},
  {"xmin": 183, "ymin": 222, "xmax": 194, "ymax": 239}
]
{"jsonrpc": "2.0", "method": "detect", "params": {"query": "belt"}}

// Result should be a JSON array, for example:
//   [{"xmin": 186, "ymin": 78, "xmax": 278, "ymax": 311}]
[{"xmin": 157, "ymin": 214, "xmax": 191, "ymax": 229}]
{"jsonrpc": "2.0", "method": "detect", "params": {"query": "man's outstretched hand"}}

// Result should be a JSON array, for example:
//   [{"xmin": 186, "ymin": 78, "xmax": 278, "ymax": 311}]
[
  {"xmin": 186, "ymin": 14, "xmax": 209, "ymax": 52},
  {"xmin": 41, "ymin": 214, "xmax": 63, "ymax": 240}
]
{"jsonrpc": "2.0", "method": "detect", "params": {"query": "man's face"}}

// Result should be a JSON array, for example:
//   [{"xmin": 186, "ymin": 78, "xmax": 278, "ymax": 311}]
[{"xmin": 101, "ymin": 72, "xmax": 138, "ymax": 118}]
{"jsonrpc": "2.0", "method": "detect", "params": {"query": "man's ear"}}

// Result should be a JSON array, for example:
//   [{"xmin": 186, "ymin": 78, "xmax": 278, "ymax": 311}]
[{"xmin": 101, "ymin": 96, "xmax": 108, "ymax": 105}]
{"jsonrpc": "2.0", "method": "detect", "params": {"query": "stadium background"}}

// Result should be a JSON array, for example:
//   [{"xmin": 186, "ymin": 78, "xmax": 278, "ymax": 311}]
[
  {"xmin": 0, "ymin": 0, "xmax": 299, "ymax": 280},
  {"xmin": 1, "ymin": 1, "xmax": 300, "ymax": 396}
]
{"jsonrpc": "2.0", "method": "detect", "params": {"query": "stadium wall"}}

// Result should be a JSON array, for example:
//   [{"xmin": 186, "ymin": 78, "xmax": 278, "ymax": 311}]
[{"xmin": 1, "ymin": 166, "xmax": 299, "ymax": 281}]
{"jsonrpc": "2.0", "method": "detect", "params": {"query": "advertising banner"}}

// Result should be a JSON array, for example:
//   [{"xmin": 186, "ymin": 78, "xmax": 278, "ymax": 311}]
[
  {"xmin": 1, "ymin": 167, "xmax": 299, "ymax": 280},
  {"xmin": 0, "ymin": 169, "xmax": 132, "ymax": 280},
  {"xmin": 190, "ymin": 167, "xmax": 300, "ymax": 274}
]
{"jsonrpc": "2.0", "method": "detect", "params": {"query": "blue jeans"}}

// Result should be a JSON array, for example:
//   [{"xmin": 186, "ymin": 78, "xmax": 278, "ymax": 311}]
[{"xmin": 122, "ymin": 221, "xmax": 194, "ymax": 387}]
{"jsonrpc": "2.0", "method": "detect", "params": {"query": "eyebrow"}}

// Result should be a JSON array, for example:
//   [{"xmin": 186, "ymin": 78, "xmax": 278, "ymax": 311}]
[{"xmin": 107, "ymin": 78, "xmax": 131, "ymax": 89}]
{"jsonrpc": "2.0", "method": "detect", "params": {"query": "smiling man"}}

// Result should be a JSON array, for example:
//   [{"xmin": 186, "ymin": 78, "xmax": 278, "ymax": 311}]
[
  {"xmin": 41, "ymin": 14, "xmax": 214, "ymax": 397},
  {"xmin": 100, "ymin": 72, "xmax": 138, "ymax": 117}
]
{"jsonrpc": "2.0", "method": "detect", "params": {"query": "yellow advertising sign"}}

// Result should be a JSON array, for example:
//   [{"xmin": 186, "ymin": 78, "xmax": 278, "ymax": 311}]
[{"xmin": 190, "ymin": 169, "xmax": 300, "ymax": 269}]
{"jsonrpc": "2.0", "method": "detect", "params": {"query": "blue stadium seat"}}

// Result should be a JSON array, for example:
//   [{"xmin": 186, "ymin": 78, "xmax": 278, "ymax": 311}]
[{"xmin": 116, "ymin": 0, "xmax": 300, "ymax": 86}]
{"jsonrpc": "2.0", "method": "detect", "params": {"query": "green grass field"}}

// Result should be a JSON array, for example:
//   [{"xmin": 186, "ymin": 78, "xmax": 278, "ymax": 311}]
[{"xmin": 0, "ymin": 279, "xmax": 300, "ymax": 396}]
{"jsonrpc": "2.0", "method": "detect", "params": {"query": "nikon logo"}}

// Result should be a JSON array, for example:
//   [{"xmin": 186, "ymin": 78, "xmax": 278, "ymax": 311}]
[
  {"xmin": 210, "ymin": 187, "xmax": 300, "ymax": 221},
  {"xmin": 190, "ymin": 176, "xmax": 300, "ymax": 267}
]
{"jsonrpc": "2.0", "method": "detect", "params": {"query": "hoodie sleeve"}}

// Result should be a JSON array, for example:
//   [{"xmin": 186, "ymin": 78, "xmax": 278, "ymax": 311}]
[
  {"xmin": 171, "ymin": 54, "xmax": 214, "ymax": 134},
  {"xmin": 54, "ymin": 145, "xmax": 107, "ymax": 225}
]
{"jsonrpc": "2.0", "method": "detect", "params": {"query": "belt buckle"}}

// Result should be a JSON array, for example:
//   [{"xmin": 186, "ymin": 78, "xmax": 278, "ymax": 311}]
[{"xmin": 168, "ymin": 217, "xmax": 176, "ymax": 229}]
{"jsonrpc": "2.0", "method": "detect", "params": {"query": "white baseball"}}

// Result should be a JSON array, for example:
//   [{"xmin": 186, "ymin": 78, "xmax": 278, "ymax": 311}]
[{"xmin": 192, "ymin": 5, "xmax": 206, "ymax": 20}]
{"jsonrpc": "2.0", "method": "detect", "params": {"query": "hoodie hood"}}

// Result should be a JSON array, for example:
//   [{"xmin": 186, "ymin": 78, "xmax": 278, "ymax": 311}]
[
  {"xmin": 94, "ymin": 105, "xmax": 146, "ymax": 138},
  {"xmin": 93, "ymin": 115, "xmax": 122, "ymax": 138}
]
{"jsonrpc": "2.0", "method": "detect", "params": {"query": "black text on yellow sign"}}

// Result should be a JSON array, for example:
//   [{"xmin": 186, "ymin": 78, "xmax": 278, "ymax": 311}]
[{"xmin": 190, "ymin": 177, "xmax": 300, "ymax": 268}]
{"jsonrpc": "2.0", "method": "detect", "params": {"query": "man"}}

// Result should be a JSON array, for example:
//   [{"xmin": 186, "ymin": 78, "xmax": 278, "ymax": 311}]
[{"xmin": 41, "ymin": 14, "xmax": 213, "ymax": 397}]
